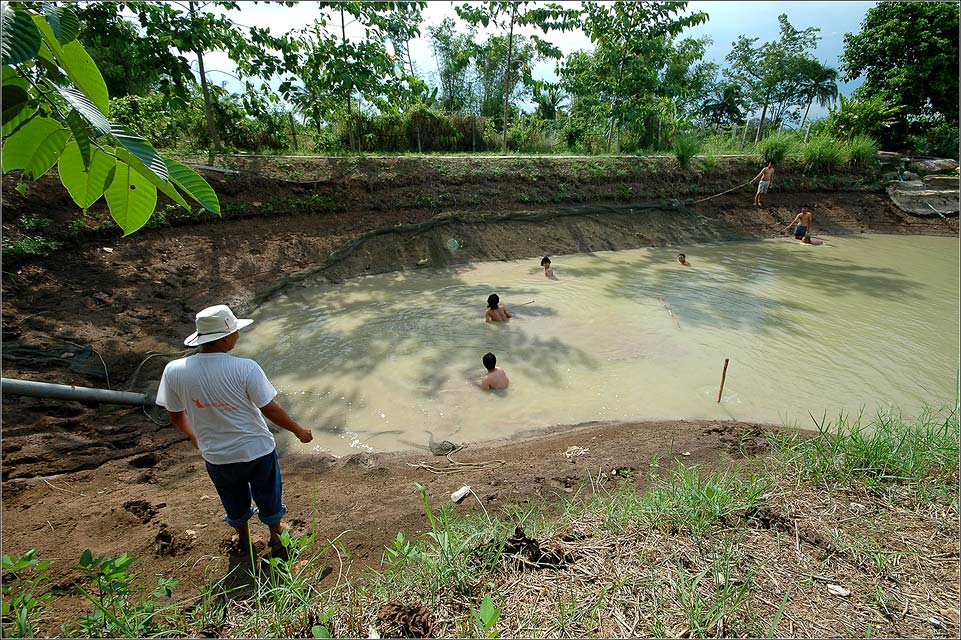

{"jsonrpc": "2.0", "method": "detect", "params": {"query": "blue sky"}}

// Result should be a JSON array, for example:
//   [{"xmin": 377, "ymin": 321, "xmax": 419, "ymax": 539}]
[{"xmin": 198, "ymin": 1, "xmax": 877, "ymax": 120}]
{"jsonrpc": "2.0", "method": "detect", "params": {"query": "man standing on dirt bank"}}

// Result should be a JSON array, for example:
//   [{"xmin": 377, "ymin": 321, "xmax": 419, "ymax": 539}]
[
  {"xmin": 753, "ymin": 160, "xmax": 775, "ymax": 206},
  {"xmin": 156, "ymin": 304, "xmax": 313, "ymax": 556}
]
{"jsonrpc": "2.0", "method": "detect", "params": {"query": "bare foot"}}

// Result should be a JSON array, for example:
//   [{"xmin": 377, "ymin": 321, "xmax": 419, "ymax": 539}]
[
  {"xmin": 223, "ymin": 534, "xmax": 263, "ymax": 556},
  {"xmin": 267, "ymin": 521, "xmax": 290, "ymax": 548}
]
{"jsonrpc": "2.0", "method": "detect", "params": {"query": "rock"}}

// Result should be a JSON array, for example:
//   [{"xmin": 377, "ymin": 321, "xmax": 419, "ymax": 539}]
[
  {"xmin": 933, "ymin": 158, "xmax": 959, "ymax": 172},
  {"xmin": 903, "ymin": 170, "xmax": 921, "ymax": 181},
  {"xmin": 887, "ymin": 182, "xmax": 960, "ymax": 217},
  {"xmin": 827, "ymin": 584, "xmax": 851, "ymax": 597},
  {"xmin": 923, "ymin": 175, "xmax": 960, "ymax": 189},
  {"xmin": 881, "ymin": 171, "xmax": 899, "ymax": 180},
  {"xmin": 876, "ymin": 151, "xmax": 902, "ymax": 162},
  {"xmin": 908, "ymin": 160, "xmax": 940, "ymax": 174}
]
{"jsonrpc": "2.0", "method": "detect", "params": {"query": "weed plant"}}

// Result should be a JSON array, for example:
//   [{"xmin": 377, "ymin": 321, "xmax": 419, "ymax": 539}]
[
  {"xmin": 801, "ymin": 134, "xmax": 849, "ymax": 172},
  {"xmin": 769, "ymin": 408, "xmax": 960, "ymax": 497},
  {"xmin": 756, "ymin": 132, "xmax": 799, "ymax": 163},
  {"xmin": 672, "ymin": 135, "xmax": 702, "ymax": 169},
  {"xmin": 844, "ymin": 134, "xmax": 881, "ymax": 166}
]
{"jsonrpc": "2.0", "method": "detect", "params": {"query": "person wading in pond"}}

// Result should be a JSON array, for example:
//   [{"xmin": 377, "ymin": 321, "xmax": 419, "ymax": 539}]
[
  {"xmin": 156, "ymin": 305, "xmax": 313, "ymax": 558},
  {"xmin": 677, "ymin": 253, "xmax": 691, "ymax": 266},
  {"xmin": 541, "ymin": 256, "xmax": 555, "ymax": 278},
  {"xmin": 480, "ymin": 352, "xmax": 509, "ymax": 390},
  {"xmin": 753, "ymin": 160, "xmax": 775, "ymax": 206},
  {"xmin": 485, "ymin": 293, "xmax": 512, "ymax": 322},
  {"xmin": 784, "ymin": 206, "xmax": 814, "ymax": 240}
]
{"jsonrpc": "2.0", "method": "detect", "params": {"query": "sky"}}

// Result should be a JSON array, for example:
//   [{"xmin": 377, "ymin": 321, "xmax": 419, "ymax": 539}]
[{"xmin": 194, "ymin": 1, "xmax": 878, "ymax": 122}]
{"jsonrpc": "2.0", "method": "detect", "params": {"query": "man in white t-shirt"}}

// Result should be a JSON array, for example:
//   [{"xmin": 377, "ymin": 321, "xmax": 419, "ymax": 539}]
[{"xmin": 156, "ymin": 304, "xmax": 313, "ymax": 556}]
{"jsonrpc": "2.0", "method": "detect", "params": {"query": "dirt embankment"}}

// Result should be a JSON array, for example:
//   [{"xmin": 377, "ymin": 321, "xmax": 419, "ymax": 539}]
[{"xmin": 1, "ymin": 156, "xmax": 957, "ymax": 632}]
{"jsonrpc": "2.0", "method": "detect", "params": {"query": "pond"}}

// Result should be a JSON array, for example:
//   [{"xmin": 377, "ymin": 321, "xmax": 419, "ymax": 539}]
[{"xmin": 236, "ymin": 233, "xmax": 960, "ymax": 456}]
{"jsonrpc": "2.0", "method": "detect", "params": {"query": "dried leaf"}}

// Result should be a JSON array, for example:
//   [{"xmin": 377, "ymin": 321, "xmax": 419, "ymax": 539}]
[{"xmin": 827, "ymin": 584, "xmax": 851, "ymax": 597}]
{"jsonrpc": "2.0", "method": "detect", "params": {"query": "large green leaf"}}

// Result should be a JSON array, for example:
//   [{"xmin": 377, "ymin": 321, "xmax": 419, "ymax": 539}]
[
  {"xmin": 2, "ymin": 84, "xmax": 29, "ymax": 125},
  {"xmin": 58, "ymin": 143, "xmax": 116, "ymax": 209},
  {"xmin": 65, "ymin": 108, "xmax": 92, "ymax": 167},
  {"xmin": 105, "ymin": 159, "xmax": 158, "ymax": 236},
  {"xmin": 1, "ymin": 7, "xmax": 42, "ymax": 65},
  {"xmin": 165, "ymin": 158, "xmax": 221, "ymax": 214},
  {"xmin": 43, "ymin": 4, "xmax": 80, "ymax": 45},
  {"xmin": 57, "ymin": 85, "xmax": 110, "ymax": 136},
  {"xmin": 1, "ymin": 116, "xmax": 70, "ymax": 178},
  {"xmin": 114, "ymin": 147, "xmax": 188, "ymax": 210},
  {"xmin": 33, "ymin": 16, "xmax": 109, "ymax": 114},
  {"xmin": 110, "ymin": 124, "xmax": 168, "ymax": 181},
  {"xmin": 1, "ymin": 67, "xmax": 35, "ymax": 136}
]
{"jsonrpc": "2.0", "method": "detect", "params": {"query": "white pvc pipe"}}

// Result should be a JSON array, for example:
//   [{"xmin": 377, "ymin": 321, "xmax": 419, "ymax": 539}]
[{"xmin": 1, "ymin": 377, "xmax": 152, "ymax": 406}]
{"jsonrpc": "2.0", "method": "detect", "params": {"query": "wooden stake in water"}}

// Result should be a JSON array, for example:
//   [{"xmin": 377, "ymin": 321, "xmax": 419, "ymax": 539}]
[{"xmin": 717, "ymin": 358, "xmax": 730, "ymax": 403}]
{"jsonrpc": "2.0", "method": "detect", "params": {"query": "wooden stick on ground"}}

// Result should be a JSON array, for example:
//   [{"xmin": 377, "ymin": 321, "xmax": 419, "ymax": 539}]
[{"xmin": 717, "ymin": 358, "xmax": 730, "ymax": 403}]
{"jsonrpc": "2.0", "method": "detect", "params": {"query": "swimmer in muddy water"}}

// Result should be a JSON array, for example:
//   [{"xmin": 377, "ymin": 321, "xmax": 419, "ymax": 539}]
[
  {"xmin": 480, "ymin": 352, "xmax": 509, "ymax": 390},
  {"xmin": 677, "ymin": 253, "xmax": 691, "ymax": 266},
  {"xmin": 541, "ymin": 256, "xmax": 555, "ymax": 278},
  {"xmin": 801, "ymin": 234, "xmax": 824, "ymax": 246},
  {"xmin": 485, "ymin": 293, "xmax": 512, "ymax": 322}
]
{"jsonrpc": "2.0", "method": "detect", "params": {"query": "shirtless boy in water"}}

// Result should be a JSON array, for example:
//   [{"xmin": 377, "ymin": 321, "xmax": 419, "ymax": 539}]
[
  {"xmin": 677, "ymin": 253, "xmax": 691, "ymax": 266},
  {"xmin": 540, "ymin": 256, "xmax": 554, "ymax": 278},
  {"xmin": 479, "ymin": 352, "xmax": 509, "ymax": 390},
  {"xmin": 785, "ymin": 206, "xmax": 814, "ymax": 239},
  {"xmin": 485, "ymin": 294, "xmax": 512, "ymax": 322},
  {"xmin": 753, "ymin": 160, "xmax": 775, "ymax": 206}
]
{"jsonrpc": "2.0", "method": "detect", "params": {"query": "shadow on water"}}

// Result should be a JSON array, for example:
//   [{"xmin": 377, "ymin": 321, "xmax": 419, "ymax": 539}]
[
  {"xmin": 560, "ymin": 239, "xmax": 922, "ymax": 336},
  {"xmin": 249, "ymin": 269, "xmax": 592, "ymax": 402}
]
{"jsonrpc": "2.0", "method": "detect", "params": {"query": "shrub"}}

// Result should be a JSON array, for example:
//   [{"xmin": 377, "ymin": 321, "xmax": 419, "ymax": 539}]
[
  {"xmin": 801, "ymin": 134, "xmax": 849, "ymax": 172},
  {"xmin": 844, "ymin": 134, "xmax": 880, "ymax": 166},
  {"xmin": 825, "ymin": 93, "xmax": 901, "ymax": 140},
  {"xmin": 756, "ymin": 131, "xmax": 798, "ymax": 163},
  {"xmin": 672, "ymin": 134, "xmax": 701, "ymax": 169},
  {"xmin": 908, "ymin": 120, "xmax": 960, "ymax": 160}
]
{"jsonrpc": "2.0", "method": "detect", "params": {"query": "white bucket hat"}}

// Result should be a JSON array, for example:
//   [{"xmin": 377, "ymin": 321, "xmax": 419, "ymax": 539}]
[{"xmin": 184, "ymin": 304, "xmax": 254, "ymax": 347}]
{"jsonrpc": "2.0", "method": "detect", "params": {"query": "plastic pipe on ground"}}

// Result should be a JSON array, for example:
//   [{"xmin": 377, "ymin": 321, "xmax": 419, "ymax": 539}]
[{"xmin": 1, "ymin": 377, "xmax": 152, "ymax": 406}]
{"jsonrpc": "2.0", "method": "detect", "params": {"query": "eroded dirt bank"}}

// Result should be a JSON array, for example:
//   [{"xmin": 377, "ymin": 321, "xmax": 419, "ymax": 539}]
[{"xmin": 1, "ymin": 156, "xmax": 958, "ymax": 632}]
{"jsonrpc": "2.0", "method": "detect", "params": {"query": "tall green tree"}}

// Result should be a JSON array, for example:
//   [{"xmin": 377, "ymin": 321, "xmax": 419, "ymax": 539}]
[
  {"xmin": 455, "ymin": 1, "xmax": 580, "ymax": 152},
  {"xmin": 560, "ymin": 1, "xmax": 708, "ymax": 152},
  {"xmin": 284, "ymin": 2, "xmax": 425, "ymax": 150},
  {"xmin": 2, "ymin": 3, "xmax": 219, "ymax": 235},
  {"xmin": 428, "ymin": 17, "xmax": 476, "ymax": 113},
  {"xmin": 725, "ymin": 14, "xmax": 820, "ymax": 140},
  {"xmin": 841, "ymin": 2, "xmax": 958, "ymax": 132}
]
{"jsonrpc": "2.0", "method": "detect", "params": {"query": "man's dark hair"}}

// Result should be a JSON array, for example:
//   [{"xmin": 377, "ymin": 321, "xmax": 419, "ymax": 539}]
[
  {"xmin": 483, "ymin": 352, "xmax": 496, "ymax": 370},
  {"xmin": 678, "ymin": 253, "xmax": 685, "ymax": 258},
  {"xmin": 487, "ymin": 294, "xmax": 499, "ymax": 309},
  {"xmin": 541, "ymin": 256, "xmax": 551, "ymax": 266}
]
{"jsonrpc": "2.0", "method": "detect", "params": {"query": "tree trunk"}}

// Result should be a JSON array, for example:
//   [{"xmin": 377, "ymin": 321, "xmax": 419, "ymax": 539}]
[
  {"xmin": 340, "ymin": 7, "xmax": 354, "ymax": 152},
  {"xmin": 471, "ymin": 115, "xmax": 476, "ymax": 151},
  {"xmin": 754, "ymin": 91, "xmax": 769, "ymax": 143},
  {"xmin": 800, "ymin": 95, "xmax": 813, "ymax": 129},
  {"xmin": 501, "ymin": 4, "xmax": 516, "ymax": 153},
  {"xmin": 288, "ymin": 112, "xmax": 299, "ymax": 151},
  {"xmin": 189, "ymin": 1, "xmax": 221, "ymax": 157}
]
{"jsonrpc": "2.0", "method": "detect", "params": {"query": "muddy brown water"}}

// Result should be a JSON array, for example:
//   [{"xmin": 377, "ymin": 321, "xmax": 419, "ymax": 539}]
[{"xmin": 235, "ymin": 234, "xmax": 960, "ymax": 456}]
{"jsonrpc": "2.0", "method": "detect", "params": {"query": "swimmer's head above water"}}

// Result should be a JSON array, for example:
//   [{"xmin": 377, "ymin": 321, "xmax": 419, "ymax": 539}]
[
  {"xmin": 483, "ymin": 352, "xmax": 497, "ymax": 371},
  {"xmin": 487, "ymin": 293, "xmax": 500, "ymax": 309}
]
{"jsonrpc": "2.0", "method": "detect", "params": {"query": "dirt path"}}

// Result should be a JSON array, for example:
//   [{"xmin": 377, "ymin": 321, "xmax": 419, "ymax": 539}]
[{"xmin": 0, "ymin": 418, "xmax": 771, "ymax": 632}]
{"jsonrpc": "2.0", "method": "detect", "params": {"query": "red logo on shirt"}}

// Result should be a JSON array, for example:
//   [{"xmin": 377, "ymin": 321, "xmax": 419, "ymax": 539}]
[{"xmin": 192, "ymin": 398, "xmax": 239, "ymax": 411}]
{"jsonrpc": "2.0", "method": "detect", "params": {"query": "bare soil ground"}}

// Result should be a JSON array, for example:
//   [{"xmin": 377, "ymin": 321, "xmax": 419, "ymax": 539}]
[{"xmin": 2, "ymin": 156, "xmax": 958, "ymax": 633}]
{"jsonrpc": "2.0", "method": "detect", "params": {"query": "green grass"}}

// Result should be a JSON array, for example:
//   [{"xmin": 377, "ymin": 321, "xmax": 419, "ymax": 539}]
[
  {"xmin": 844, "ymin": 134, "xmax": 881, "ymax": 166},
  {"xmin": 672, "ymin": 135, "xmax": 702, "ymax": 170},
  {"xmin": 757, "ymin": 132, "xmax": 800, "ymax": 164},
  {"xmin": 769, "ymin": 408, "xmax": 960, "ymax": 495},
  {"xmin": 801, "ymin": 134, "xmax": 850, "ymax": 173}
]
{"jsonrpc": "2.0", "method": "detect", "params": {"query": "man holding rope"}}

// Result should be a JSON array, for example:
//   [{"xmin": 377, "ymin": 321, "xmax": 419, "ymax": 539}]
[{"xmin": 753, "ymin": 160, "xmax": 775, "ymax": 206}]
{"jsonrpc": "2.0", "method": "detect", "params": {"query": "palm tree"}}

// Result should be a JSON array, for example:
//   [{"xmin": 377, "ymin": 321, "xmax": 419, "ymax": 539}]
[
  {"xmin": 701, "ymin": 83, "xmax": 747, "ymax": 130},
  {"xmin": 800, "ymin": 62, "xmax": 838, "ymax": 128}
]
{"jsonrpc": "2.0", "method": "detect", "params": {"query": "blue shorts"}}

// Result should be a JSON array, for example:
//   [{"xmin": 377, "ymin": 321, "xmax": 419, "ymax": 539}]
[
  {"xmin": 794, "ymin": 225, "xmax": 808, "ymax": 239},
  {"xmin": 205, "ymin": 449, "xmax": 286, "ymax": 527}
]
